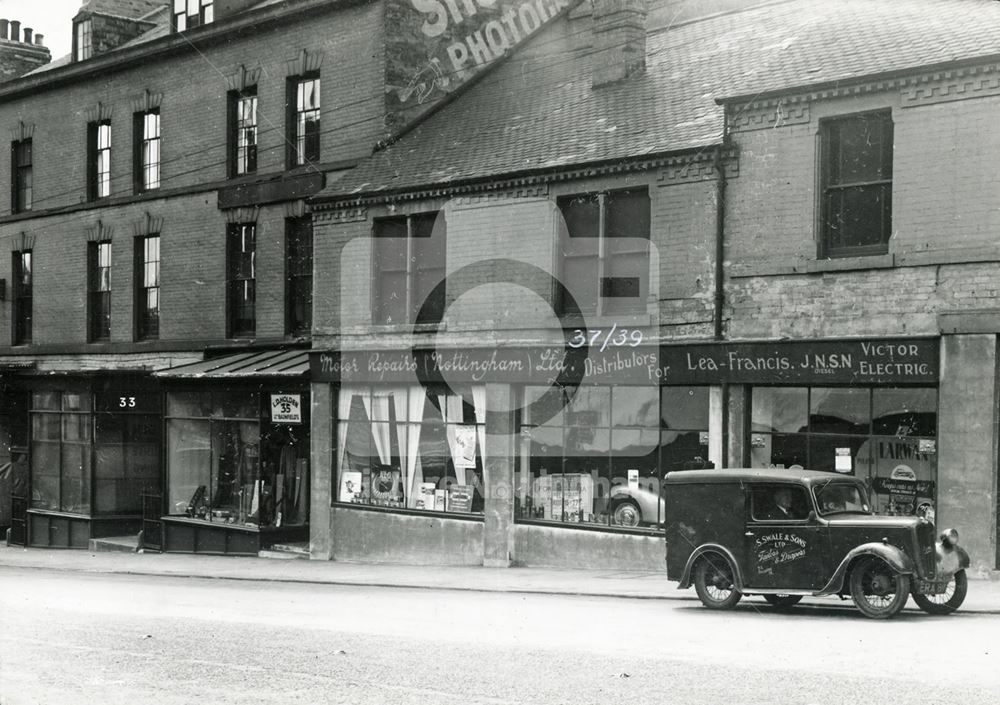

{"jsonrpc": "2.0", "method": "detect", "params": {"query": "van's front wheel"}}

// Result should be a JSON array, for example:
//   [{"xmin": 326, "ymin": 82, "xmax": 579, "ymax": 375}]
[
  {"xmin": 693, "ymin": 555, "xmax": 742, "ymax": 610},
  {"xmin": 849, "ymin": 556, "xmax": 910, "ymax": 619}
]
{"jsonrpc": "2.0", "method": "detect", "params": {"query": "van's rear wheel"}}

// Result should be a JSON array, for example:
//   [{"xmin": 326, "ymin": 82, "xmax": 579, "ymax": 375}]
[
  {"xmin": 849, "ymin": 556, "xmax": 910, "ymax": 619},
  {"xmin": 693, "ymin": 555, "xmax": 741, "ymax": 610}
]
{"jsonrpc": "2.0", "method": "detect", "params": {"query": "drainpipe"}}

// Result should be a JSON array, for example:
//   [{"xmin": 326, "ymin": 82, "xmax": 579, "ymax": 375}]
[
  {"xmin": 712, "ymin": 143, "xmax": 727, "ymax": 341},
  {"xmin": 713, "ymin": 115, "xmax": 731, "ymax": 466}
]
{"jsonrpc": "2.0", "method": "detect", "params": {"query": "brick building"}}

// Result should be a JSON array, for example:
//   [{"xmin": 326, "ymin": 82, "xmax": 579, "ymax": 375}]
[
  {"xmin": 308, "ymin": 0, "xmax": 1000, "ymax": 574},
  {"xmin": 0, "ymin": 0, "xmax": 400, "ymax": 552},
  {"xmin": 4, "ymin": 0, "xmax": 1000, "ymax": 573}
]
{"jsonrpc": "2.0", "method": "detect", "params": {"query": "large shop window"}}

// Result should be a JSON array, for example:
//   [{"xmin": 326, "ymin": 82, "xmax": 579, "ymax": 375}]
[
  {"xmin": 516, "ymin": 385, "xmax": 711, "ymax": 530},
  {"xmin": 337, "ymin": 386, "xmax": 486, "ymax": 514},
  {"xmin": 30, "ymin": 390, "xmax": 160, "ymax": 515},
  {"xmin": 751, "ymin": 386, "xmax": 936, "ymax": 516},
  {"xmin": 166, "ymin": 392, "xmax": 308, "ymax": 528}
]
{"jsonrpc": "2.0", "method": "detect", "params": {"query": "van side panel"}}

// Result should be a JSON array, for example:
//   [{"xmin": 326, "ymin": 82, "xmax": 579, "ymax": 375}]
[{"xmin": 665, "ymin": 482, "xmax": 745, "ymax": 580}]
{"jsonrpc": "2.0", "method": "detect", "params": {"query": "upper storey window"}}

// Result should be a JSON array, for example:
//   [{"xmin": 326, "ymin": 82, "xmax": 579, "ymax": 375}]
[
  {"xmin": 74, "ymin": 18, "xmax": 92, "ymax": 62},
  {"xmin": 173, "ymin": 0, "xmax": 214, "ymax": 32},
  {"xmin": 820, "ymin": 110, "xmax": 893, "ymax": 258}
]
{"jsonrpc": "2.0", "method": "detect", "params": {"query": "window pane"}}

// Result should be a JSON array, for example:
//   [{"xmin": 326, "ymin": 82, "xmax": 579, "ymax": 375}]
[
  {"xmin": 830, "ymin": 114, "xmax": 891, "ymax": 184},
  {"xmin": 167, "ymin": 418, "xmax": 211, "ymax": 516},
  {"xmin": 32, "ymin": 391, "xmax": 60, "ymax": 411},
  {"xmin": 873, "ymin": 388, "xmax": 937, "ymax": 437},
  {"xmin": 606, "ymin": 189, "xmax": 650, "ymax": 241},
  {"xmin": 752, "ymin": 387, "xmax": 807, "ymax": 433},
  {"xmin": 826, "ymin": 185, "xmax": 891, "ymax": 251},
  {"xmin": 559, "ymin": 194, "xmax": 600, "ymax": 241},
  {"xmin": 561, "ymin": 256, "xmax": 599, "ymax": 313},
  {"xmin": 810, "ymin": 387, "xmax": 871, "ymax": 435},
  {"xmin": 661, "ymin": 387, "xmax": 710, "ymax": 430},
  {"xmin": 611, "ymin": 386, "xmax": 658, "ymax": 427},
  {"xmin": 167, "ymin": 391, "xmax": 212, "ymax": 418},
  {"xmin": 660, "ymin": 429, "xmax": 711, "ymax": 472},
  {"xmin": 565, "ymin": 387, "xmax": 611, "ymax": 427}
]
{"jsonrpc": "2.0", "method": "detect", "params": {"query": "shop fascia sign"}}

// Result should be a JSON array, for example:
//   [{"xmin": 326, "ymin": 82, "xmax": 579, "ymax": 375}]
[{"xmin": 310, "ymin": 338, "xmax": 939, "ymax": 386}]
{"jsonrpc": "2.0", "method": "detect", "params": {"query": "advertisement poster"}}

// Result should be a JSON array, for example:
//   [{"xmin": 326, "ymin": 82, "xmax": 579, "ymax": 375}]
[
  {"xmin": 270, "ymin": 394, "xmax": 302, "ymax": 424},
  {"xmin": 448, "ymin": 484, "xmax": 473, "ymax": 512},
  {"xmin": 416, "ymin": 482, "xmax": 437, "ymax": 510},
  {"xmin": 339, "ymin": 471, "xmax": 364, "ymax": 502},
  {"xmin": 453, "ymin": 425, "xmax": 477, "ymax": 468}
]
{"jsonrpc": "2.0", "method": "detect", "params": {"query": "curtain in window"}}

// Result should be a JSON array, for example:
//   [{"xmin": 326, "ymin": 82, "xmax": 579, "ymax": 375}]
[
  {"xmin": 437, "ymin": 394, "xmax": 466, "ymax": 484},
  {"xmin": 394, "ymin": 387, "xmax": 426, "ymax": 508},
  {"xmin": 362, "ymin": 392, "xmax": 391, "ymax": 466},
  {"xmin": 335, "ymin": 389, "xmax": 354, "ymax": 475},
  {"xmin": 473, "ymin": 386, "xmax": 487, "ymax": 475}
]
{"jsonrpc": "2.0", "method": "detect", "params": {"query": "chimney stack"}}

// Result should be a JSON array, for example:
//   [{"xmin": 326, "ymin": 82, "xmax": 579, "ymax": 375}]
[
  {"xmin": 591, "ymin": 0, "xmax": 648, "ymax": 87},
  {"xmin": 0, "ymin": 18, "xmax": 52, "ymax": 83}
]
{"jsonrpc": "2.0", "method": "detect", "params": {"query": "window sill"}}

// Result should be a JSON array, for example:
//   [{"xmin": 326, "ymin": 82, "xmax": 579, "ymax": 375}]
[
  {"xmin": 730, "ymin": 253, "xmax": 895, "ymax": 278},
  {"xmin": 333, "ymin": 501, "xmax": 484, "ymax": 522},
  {"xmin": 364, "ymin": 322, "xmax": 447, "ymax": 334},
  {"xmin": 515, "ymin": 517, "xmax": 661, "ymax": 536},
  {"xmin": 558, "ymin": 312, "xmax": 654, "ymax": 328}
]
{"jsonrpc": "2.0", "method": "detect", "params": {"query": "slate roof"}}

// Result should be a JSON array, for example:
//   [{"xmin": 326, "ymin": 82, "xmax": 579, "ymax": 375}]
[
  {"xmin": 25, "ymin": 0, "xmax": 287, "ymax": 76},
  {"xmin": 317, "ymin": 0, "xmax": 1000, "ymax": 202},
  {"xmin": 81, "ymin": 0, "xmax": 168, "ymax": 20}
]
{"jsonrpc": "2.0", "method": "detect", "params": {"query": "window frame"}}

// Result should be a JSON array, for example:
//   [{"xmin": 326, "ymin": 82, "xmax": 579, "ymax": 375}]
[
  {"xmin": 11, "ymin": 138, "xmax": 32, "ymax": 213},
  {"xmin": 227, "ymin": 86, "xmax": 258, "ymax": 178},
  {"xmin": 134, "ymin": 234, "xmax": 161, "ymax": 341},
  {"xmin": 12, "ymin": 249, "xmax": 32, "ymax": 345},
  {"xmin": 556, "ymin": 187, "xmax": 651, "ymax": 318},
  {"xmin": 286, "ymin": 73, "xmax": 321, "ymax": 168},
  {"xmin": 371, "ymin": 212, "xmax": 446, "ymax": 326},
  {"xmin": 133, "ymin": 110, "xmax": 161, "ymax": 193},
  {"xmin": 87, "ymin": 120, "xmax": 112, "ymax": 201},
  {"xmin": 285, "ymin": 216, "xmax": 313, "ymax": 337},
  {"xmin": 226, "ymin": 223, "xmax": 257, "ymax": 338},
  {"xmin": 173, "ymin": 0, "xmax": 215, "ymax": 32},
  {"xmin": 88, "ymin": 240, "xmax": 112, "ymax": 342},
  {"xmin": 819, "ymin": 109, "xmax": 894, "ymax": 259},
  {"xmin": 73, "ymin": 18, "xmax": 92, "ymax": 62}
]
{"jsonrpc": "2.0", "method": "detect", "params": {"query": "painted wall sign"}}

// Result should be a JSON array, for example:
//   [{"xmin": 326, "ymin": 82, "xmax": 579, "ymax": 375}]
[
  {"xmin": 384, "ymin": 0, "xmax": 575, "ymax": 130},
  {"xmin": 658, "ymin": 339, "xmax": 938, "ymax": 385},
  {"xmin": 270, "ymin": 394, "xmax": 302, "ymax": 424},
  {"xmin": 311, "ymin": 346, "xmax": 662, "ymax": 385},
  {"xmin": 311, "ymin": 338, "xmax": 938, "ymax": 386}
]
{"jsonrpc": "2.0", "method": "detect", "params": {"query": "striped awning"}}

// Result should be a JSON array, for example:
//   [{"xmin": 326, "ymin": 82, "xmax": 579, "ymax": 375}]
[{"xmin": 153, "ymin": 349, "xmax": 309, "ymax": 379}]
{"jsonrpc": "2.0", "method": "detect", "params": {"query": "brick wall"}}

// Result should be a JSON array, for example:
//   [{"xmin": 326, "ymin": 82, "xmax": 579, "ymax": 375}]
[
  {"xmin": 0, "ymin": 2, "xmax": 385, "ymax": 352},
  {"xmin": 313, "ymin": 167, "xmax": 718, "ymax": 349},
  {"xmin": 726, "ymin": 85, "xmax": 1000, "ymax": 340}
]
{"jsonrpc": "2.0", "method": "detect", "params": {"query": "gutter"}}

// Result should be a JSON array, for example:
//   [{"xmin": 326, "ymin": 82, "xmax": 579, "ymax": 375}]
[{"xmin": 0, "ymin": 0, "xmax": 362, "ymax": 101}]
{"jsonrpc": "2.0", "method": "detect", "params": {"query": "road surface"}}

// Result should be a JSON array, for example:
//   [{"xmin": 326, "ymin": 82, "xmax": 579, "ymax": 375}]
[{"xmin": 1, "ymin": 566, "xmax": 997, "ymax": 704}]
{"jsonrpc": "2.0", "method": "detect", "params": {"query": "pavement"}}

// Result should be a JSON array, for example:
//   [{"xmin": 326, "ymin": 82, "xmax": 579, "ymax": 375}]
[{"xmin": 3, "ymin": 544, "xmax": 1000, "ymax": 613}]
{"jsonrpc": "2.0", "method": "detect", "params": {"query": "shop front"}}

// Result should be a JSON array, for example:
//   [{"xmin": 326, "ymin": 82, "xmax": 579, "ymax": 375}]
[
  {"xmin": 153, "ymin": 350, "xmax": 311, "ymax": 555},
  {"xmin": 311, "ymin": 337, "xmax": 941, "ymax": 569},
  {"xmin": 20, "ymin": 373, "xmax": 161, "ymax": 549},
  {"xmin": 311, "ymin": 344, "xmax": 723, "ymax": 569},
  {"xmin": 662, "ymin": 338, "xmax": 940, "ymax": 518}
]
